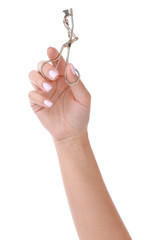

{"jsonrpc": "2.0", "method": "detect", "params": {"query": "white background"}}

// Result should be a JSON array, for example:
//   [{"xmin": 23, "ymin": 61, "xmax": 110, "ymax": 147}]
[{"xmin": 0, "ymin": 0, "xmax": 147, "ymax": 239}]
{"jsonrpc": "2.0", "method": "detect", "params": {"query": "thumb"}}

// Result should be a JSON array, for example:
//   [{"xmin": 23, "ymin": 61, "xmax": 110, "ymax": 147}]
[{"xmin": 66, "ymin": 63, "xmax": 91, "ymax": 107}]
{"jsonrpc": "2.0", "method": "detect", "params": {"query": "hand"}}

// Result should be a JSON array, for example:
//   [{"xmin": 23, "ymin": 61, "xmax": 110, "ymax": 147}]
[{"xmin": 28, "ymin": 47, "xmax": 91, "ymax": 142}]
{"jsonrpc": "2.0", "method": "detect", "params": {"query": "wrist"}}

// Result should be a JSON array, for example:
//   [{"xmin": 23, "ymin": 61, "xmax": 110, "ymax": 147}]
[{"xmin": 53, "ymin": 130, "xmax": 89, "ymax": 147}]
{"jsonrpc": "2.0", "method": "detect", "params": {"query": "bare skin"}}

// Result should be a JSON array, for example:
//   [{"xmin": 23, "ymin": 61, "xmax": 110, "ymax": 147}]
[{"xmin": 28, "ymin": 46, "xmax": 132, "ymax": 240}]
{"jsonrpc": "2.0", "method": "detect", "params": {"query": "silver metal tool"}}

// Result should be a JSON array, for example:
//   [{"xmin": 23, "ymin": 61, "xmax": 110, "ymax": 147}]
[{"xmin": 40, "ymin": 8, "xmax": 80, "ymax": 86}]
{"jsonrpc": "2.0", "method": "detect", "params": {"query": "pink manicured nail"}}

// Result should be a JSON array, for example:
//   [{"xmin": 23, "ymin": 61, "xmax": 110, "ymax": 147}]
[
  {"xmin": 43, "ymin": 82, "xmax": 52, "ymax": 92},
  {"xmin": 49, "ymin": 70, "xmax": 58, "ymax": 79},
  {"xmin": 44, "ymin": 100, "xmax": 53, "ymax": 107},
  {"xmin": 70, "ymin": 63, "xmax": 76, "ymax": 75}
]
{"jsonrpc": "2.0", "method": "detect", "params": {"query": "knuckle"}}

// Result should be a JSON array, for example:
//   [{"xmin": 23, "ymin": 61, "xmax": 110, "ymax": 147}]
[
  {"xmin": 81, "ymin": 91, "xmax": 91, "ymax": 107},
  {"xmin": 28, "ymin": 90, "xmax": 35, "ymax": 99},
  {"xmin": 37, "ymin": 60, "xmax": 46, "ymax": 72},
  {"xmin": 85, "ymin": 92, "xmax": 91, "ymax": 106},
  {"xmin": 28, "ymin": 70, "xmax": 36, "ymax": 79},
  {"xmin": 37, "ymin": 60, "xmax": 44, "ymax": 67},
  {"xmin": 86, "ymin": 91, "xmax": 91, "ymax": 101}
]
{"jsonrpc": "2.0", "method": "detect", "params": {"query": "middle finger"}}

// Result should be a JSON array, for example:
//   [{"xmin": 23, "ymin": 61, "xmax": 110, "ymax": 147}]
[{"xmin": 28, "ymin": 70, "xmax": 53, "ymax": 93}]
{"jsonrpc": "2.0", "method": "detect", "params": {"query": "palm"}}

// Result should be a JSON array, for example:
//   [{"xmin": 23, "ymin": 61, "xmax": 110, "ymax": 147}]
[{"xmin": 33, "ymin": 74, "xmax": 89, "ymax": 141}]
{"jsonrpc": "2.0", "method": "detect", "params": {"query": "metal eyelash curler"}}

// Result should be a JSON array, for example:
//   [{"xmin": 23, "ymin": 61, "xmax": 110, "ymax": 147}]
[{"xmin": 40, "ymin": 8, "xmax": 80, "ymax": 86}]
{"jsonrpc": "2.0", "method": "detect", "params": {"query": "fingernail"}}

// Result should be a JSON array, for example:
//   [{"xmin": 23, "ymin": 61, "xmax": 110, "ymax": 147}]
[
  {"xmin": 70, "ymin": 63, "xmax": 76, "ymax": 75},
  {"xmin": 43, "ymin": 82, "xmax": 52, "ymax": 92},
  {"xmin": 44, "ymin": 100, "xmax": 53, "ymax": 107},
  {"xmin": 49, "ymin": 70, "xmax": 58, "ymax": 79}
]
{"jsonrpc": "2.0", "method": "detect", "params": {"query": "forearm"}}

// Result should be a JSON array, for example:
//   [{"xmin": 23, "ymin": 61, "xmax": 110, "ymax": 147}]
[{"xmin": 54, "ymin": 131, "xmax": 131, "ymax": 240}]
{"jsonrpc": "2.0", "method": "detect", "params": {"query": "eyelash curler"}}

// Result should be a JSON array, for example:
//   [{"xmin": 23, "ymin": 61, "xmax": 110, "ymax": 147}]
[{"xmin": 40, "ymin": 8, "xmax": 80, "ymax": 86}]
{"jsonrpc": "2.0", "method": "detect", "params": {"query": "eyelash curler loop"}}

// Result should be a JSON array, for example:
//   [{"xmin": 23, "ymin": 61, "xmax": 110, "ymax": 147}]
[{"xmin": 40, "ymin": 8, "xmax": 80, "ymax": 86}]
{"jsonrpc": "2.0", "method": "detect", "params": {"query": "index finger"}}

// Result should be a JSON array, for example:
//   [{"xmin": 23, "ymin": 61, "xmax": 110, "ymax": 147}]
[{"xmin": 47, "ymin": 47, "xmax": 66, "ymax": 76}]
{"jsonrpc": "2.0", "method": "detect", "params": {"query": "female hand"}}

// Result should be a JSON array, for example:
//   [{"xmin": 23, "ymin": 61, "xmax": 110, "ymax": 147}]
[{"xmin": 28, "ymin": 47, "xmax": 91, "ymax": 142}]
